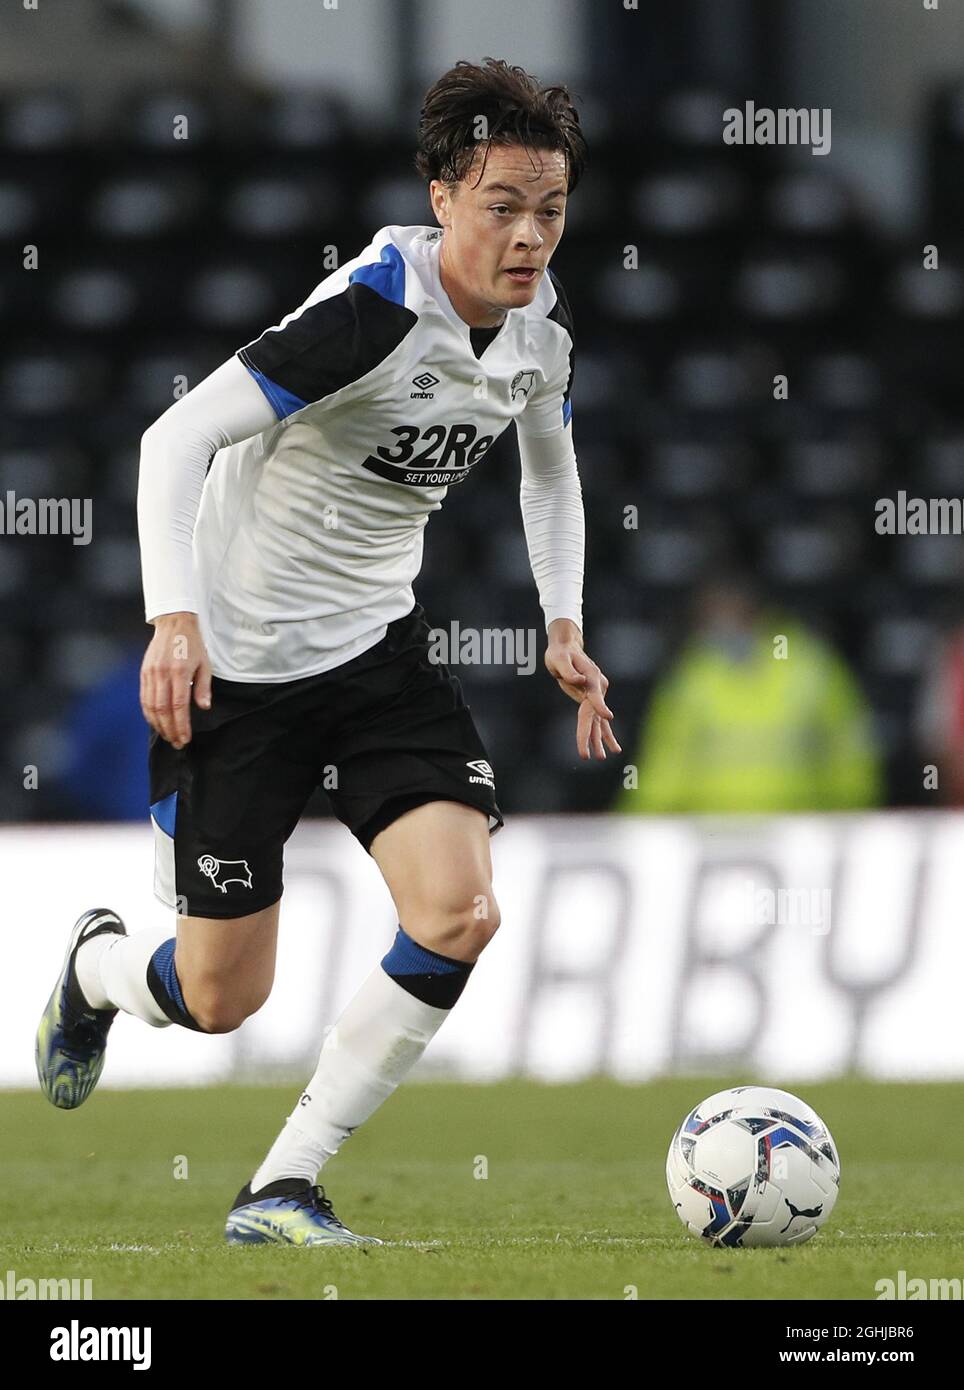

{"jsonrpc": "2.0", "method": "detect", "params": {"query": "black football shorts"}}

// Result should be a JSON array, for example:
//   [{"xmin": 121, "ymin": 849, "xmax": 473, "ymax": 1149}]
[{"xmin": 148, "ymin": 603, "xmax": 504, "ymax": 919}]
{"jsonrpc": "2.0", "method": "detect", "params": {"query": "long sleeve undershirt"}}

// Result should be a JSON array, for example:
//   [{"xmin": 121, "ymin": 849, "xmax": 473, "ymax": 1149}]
[
  {"xmin": 137, "ymin": 356, "xmax": 277, "ymax": 622},
  {"xmin": 516, "ymin": 422, "xmax": 585, "ymax": 634}
]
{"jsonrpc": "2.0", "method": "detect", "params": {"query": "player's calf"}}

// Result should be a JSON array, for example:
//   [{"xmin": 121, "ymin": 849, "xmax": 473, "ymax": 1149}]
[
  {"xmin": 177, "ymin": 978, "xmax": 272, "ymax": 1034},
  {"xmin": 156, "ymin": 903, "xmax": 279, "ymax": 1033}
]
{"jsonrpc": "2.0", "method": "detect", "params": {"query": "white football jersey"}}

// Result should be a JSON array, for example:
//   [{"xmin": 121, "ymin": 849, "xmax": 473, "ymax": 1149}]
[{"xmin": 180, "ymin": 223, "xmax": 580, "ymax": 680}]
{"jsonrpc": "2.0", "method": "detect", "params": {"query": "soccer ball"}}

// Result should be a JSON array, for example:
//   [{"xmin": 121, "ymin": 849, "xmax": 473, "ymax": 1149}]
[{"xmin": 666, "ymin": 1085, "xmax": 840, "ymax": 1248}]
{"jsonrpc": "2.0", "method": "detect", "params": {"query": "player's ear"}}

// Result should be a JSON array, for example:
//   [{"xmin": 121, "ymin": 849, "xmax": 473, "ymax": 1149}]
[{"xmin": 429, "ymin": 179, "xmax": 449, "ymax": 228}]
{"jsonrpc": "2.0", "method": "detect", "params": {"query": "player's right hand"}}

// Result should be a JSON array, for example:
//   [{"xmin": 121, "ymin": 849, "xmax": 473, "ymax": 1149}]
[{"xmin": 140, "ymin": 612, "xmax": 213, "ymax": 749}]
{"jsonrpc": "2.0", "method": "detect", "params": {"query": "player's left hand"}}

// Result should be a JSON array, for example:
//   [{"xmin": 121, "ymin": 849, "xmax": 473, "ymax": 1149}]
[{"xmin": 545, "ymin": 629, "xmax": 622, "ymax": 761}]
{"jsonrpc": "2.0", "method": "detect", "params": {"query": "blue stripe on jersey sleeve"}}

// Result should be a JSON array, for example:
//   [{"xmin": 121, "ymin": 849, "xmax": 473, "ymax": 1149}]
[
  {"xmin": 348, "ymin": 243, "xmax": 406, "ymax": 306},
  {"xmin": 242, "ymin": 364, "xmax": 310, "ymax": 420},
  {"xmin": 563, "ymin": 398, "xmax": 572, "ymax": 426}
]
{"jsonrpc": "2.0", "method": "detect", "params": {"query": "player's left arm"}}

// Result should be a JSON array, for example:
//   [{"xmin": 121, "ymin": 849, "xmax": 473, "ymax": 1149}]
[
  {"xmin": 517, "ymin": 270, "xmax": 620, "ymax": 760},
  {"xmin": 516, "ymin": 417, "xmax": 620, "ymax": 762}
]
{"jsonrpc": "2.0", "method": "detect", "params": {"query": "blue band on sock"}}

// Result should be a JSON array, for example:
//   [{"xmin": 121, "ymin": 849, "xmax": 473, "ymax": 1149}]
[
  {"xmin": 146, "ymin": 938, "xmax": 203, "ymax": 1031},
  {"xmin": 382, "ymin": 925, "xmax": 465, "ymax": 975},
  {"xmin": 381, "ymin": 926, "xmax": 473, "ymax": 1008},
  {"xmin": 152, "ymin": 938, "xmax": 187, "ymax": 1011}
]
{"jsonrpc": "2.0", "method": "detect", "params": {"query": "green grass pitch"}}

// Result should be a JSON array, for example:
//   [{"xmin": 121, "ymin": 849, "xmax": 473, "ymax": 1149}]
[{"xmin": 3, "ymin": 1077, "xmax": 961, "ymax": 1300}]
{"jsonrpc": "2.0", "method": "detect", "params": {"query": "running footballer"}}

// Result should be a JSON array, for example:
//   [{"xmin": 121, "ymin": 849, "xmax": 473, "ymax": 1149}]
[{"xmin": 36, "ymin": 57, "xmax": 620, "ymax": 1245}]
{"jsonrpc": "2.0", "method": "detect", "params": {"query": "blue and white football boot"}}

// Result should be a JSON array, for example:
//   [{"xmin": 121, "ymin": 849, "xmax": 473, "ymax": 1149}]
[
  {"xmin": 36, "ymin": 908, "xmax": 127, "ymax": 1109},
  {"xmin": 226, "ymin": 1179, "xmax": 383, "ymax": 1247}
]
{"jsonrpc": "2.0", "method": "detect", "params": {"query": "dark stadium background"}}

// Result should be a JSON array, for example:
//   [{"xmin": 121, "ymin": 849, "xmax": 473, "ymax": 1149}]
[{"xmin": 1, "ymin": 0, "xmax": 963, "ymax": 821}]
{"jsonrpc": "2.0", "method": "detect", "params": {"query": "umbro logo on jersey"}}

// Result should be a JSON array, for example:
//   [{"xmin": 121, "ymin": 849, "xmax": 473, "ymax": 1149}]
[
  {"xmin": 466, "ymin": 759, "xmax": 495, "ymax": 789},
  {"xmin": 510, "ymin": 370, "xmax": 536, "ymax": 402},
  {"xmin": 411, "ymin": 371, "xmax": 440, "ymax": 399}
]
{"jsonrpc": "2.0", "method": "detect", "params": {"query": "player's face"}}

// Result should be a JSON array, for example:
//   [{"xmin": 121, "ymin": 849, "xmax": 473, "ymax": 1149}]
[{"xmin": 432, "ymin": 143, "xmax": 568, "ymax": 328}]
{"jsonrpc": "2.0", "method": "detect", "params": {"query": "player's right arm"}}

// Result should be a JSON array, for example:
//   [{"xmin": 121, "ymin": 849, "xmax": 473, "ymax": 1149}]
[
  {"xmin": 140, "ymin": 232, "xmax": 416, "ymax": 746},
  {"xmin": 137, "ymin": 356, "xmax": 278, "ymax": 748}
]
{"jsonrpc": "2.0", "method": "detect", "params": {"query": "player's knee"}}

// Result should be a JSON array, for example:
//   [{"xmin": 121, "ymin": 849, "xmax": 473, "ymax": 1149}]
[
  {"xmin": 475, "ymin": 891, "xmax": 501, "ymax": 945},
  {"xmin": 423, "ymin": 889, "xmax": 500, "ymax": 960}
]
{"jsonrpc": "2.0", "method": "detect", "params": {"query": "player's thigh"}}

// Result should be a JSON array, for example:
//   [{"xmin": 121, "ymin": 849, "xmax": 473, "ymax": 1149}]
[
  {"xmin": 174, "ymin": 900, "xmax": 280, "ymax": 1017},
  {"xmin": 369, "ymin": 801, "xmax": 499, "ymax": 961},
  {"xmin": 150, "ymin": 675, "xmax": 323, "ymax": 920}
]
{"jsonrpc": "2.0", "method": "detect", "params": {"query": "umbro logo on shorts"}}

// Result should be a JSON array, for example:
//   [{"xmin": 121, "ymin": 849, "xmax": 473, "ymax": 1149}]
[
  {"xmin": 466, "ymin": 759, "xmax": 495, "ymax": 788},
  {"xmin": 197, "ymin": 855, "xmax": 254, "ymax": 893}
]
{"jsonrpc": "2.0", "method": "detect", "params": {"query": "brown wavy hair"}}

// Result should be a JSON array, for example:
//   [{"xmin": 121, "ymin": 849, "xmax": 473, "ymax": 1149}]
[{"xmin": 414, "ymin": 57, "xmax": 587, "ymax": 194}]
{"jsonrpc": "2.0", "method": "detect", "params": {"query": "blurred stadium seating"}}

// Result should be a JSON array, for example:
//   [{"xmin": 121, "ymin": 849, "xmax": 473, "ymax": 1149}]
[{"xmin": 2, "ymin": 76, "xmax": 964, "ymax": 822}]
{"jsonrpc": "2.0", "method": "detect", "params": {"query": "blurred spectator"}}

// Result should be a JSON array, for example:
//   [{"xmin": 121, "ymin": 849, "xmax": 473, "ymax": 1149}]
[
  {"xmin": 616, "ymin": 576, "xmax": 883, "ymax": 814},
  {"xmin": 57, "ymin": 643, "xmax": 150, "ymax": 821},
  {"xmin": 914, "ymin": 611, "xmax": 964, "ymax": 805}
]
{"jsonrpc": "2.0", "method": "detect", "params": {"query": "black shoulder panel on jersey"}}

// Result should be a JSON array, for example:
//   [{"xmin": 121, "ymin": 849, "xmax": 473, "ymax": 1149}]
[
  {"xmin": 238, "ymin": 281, "xmax": 417, "ymax": 413},
  {"xmin": 546, "ymin": 267, "xmax": 575, "ymax": 416},
  {"xmin": 546, "ymin": 267, "xmax": 575, "ymax": 344}
]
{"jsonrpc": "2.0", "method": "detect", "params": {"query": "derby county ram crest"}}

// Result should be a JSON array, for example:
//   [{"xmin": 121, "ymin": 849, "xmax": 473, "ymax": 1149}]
[{"xmin": 510, "ymin": 370, "xmax": 536, "ymax": 402}]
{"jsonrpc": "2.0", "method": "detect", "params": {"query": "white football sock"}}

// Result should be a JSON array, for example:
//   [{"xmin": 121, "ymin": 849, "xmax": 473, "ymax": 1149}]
[
  {"xmin": 78, "ymin": 926, "xmax": 174, "ymax": 1028},
  {"xmin": 73, "ymin": 931, "xmax": 117, "ymax": 1010},
  {"xmin": 250, "ymin": 964, "xmax": 449, "ymax": 1190}
]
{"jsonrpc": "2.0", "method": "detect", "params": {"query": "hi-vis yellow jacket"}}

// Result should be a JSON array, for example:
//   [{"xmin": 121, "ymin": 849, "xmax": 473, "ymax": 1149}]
[{"xmin": 616, "ymin": 622, "xmax": 883, "ymax": 814}]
